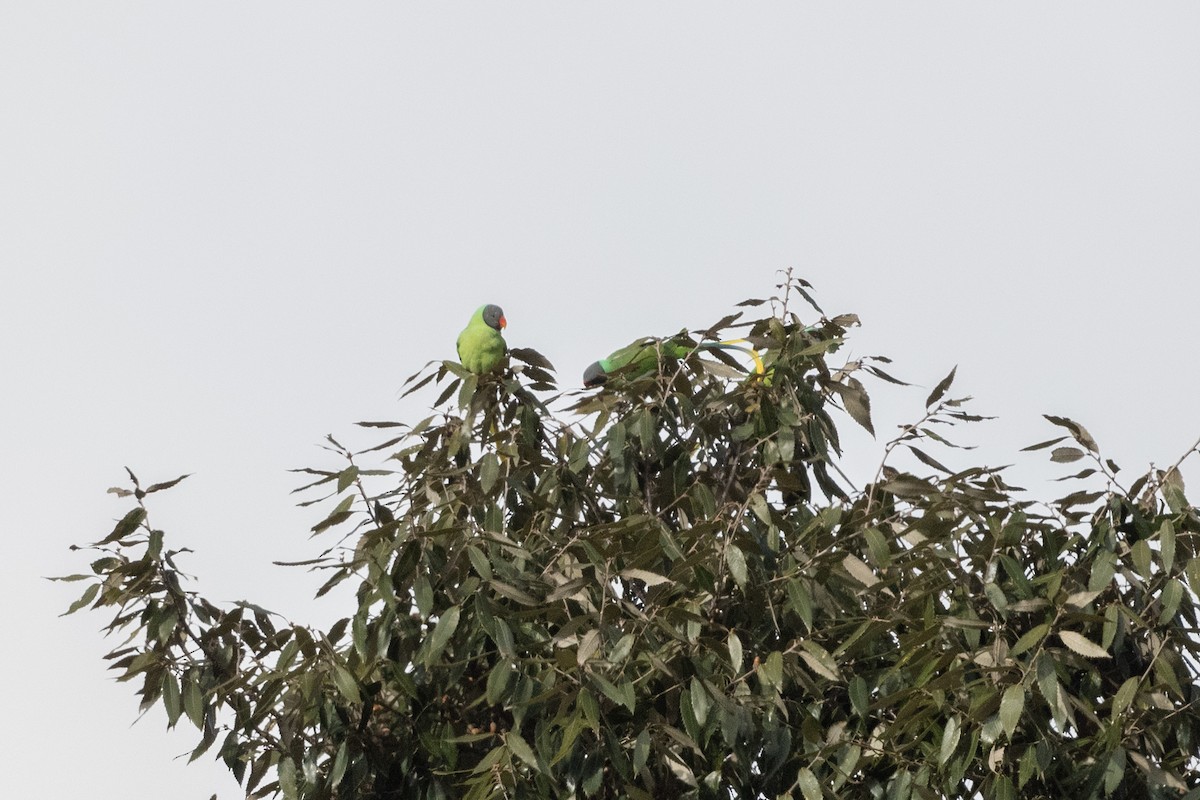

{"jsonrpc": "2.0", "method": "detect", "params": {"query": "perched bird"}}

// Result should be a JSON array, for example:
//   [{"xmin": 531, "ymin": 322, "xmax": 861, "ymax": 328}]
[
  {"xmin": 456, "ymin": 304, "xmax": 507, "ymax": 373},
  {"xmin": 583, "ymin": 338, "xmax": 762, "ymax": 387},
  {"xmin": 582, "ymin": 339, "xmax": 686, "ymax": 388}
]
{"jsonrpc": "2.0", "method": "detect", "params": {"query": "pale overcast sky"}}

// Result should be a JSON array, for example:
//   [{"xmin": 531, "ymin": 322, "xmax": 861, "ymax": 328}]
[{"xmin": 3, "ymin": 4, "xmax": 1198, "ymax": 798}]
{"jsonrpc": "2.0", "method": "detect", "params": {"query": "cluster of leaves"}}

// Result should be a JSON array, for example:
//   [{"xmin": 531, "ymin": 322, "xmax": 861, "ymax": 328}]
[{"xmin": 62, "ymin": 276, "xmax": 1200, "ymax": 799}]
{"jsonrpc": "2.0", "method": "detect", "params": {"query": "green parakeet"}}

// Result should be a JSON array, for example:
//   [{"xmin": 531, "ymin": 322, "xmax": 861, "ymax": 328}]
[
  {"xmin": 582, "ymin": 338, "xmax": 763, "ymax": 387},
  {"xmin": 582, "ymin": 339, "xmax": 686, "ymax": 387},
  {"xmin": 457, "ymin": 304, "xmax": 507, "ymax": 374}
]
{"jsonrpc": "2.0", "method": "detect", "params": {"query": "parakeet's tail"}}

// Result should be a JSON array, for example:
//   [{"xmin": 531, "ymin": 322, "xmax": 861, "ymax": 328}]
[{"xmin": 711, "ymin": 339, "xmax": 765, "ymax": 375}]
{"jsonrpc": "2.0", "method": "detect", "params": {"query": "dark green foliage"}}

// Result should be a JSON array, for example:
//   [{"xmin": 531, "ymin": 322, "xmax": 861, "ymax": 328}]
[{"xmin": 63, "ymin": 277, "xmax": 1200, "ymax": 799}]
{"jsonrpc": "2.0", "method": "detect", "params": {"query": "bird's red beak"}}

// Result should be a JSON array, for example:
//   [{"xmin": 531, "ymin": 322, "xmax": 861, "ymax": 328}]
[{"xmin": 499, "ymin": 315, "xmax": 507, "ymax": 329}]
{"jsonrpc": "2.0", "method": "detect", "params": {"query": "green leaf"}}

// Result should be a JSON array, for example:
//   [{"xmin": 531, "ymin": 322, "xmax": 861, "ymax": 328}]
[
  {"xmin": 1063, "ymin": 589, "xmax": 1102, "ymax": 610},
  {"xmin": 1043, "ymin": 414, "xmax": 1099, "ymax": 452},
  {"xmin": 1009, "ymin": 623, "xmax": 1049, "ymax": 657},
  {"xmin": 849, "ymin": 676, "xmax": 870, "ymax": 717},
  {"xmin": 183, "ymin": 676, "xmax": 205, "ymax": 729},
  {"xmin": 983, "ymin": 582, "xmax": 1008, "ymax": 612},
  {"xmin": 49, "ymin": 574, "xmax": 91, "ymax": 583},
  {"xmin": 1159, "ymin": 519, "xmax": 1176, "ymax": 573},
  {"xmin": 939, "ymin": 715, "xmax": 961, "ymax": 765},
  {"xmin": 147, "ymin": 528, "xmax": 163, "ymax": 559},
  {"xmin": 330, "ymin": 742, "xmax": 349, "ymax": 787},
  {"xmin": 834, "ymin": 377, "xmax": 875, "ymax": 436},
  {"xmin": 841, "ymin": 554, "xmax": 878, "ymax": 588},
  {"xmin": 1104, "ymin": 747, "xmax": 1126, "ymax": 796},
  {"xmin": 747, "ymin": 492, "xmax": 772, "ymax": 525},
  {"xmin": 785, "ymin": 580, "xmax": 814, "ymax": 632},
  {"xmin": 1102, "ymin": 603, "xmax": 1120, "ymax": 649},
  {"xmin": 865, "ymin": 364, "xmax": 909, "ymax": 386},
  {"xmin": 486, "ymin": 660, "xmax": 515, "ymax": 705},
  {"xmin": 414, "ymin": 573, "xmax": 433, "ymax": 618},
  {"xmin": 332, "ymin": 663, "xmax": 361, "ymax": 703},
  {"xmin": 424, "ymin": 605, "xmax": 461, "ymax": 665},
  {"xmin": 506, "ymin": 732, "xmax": 540, "ymax": 772},
  {"xmin": 1090, "ymin": 550, "xmax": 1117, "ymax": 591},
  {"xmin": 592, "ymin": 675, "xmax": 636, "ymax": 713},
  {"xmin": 925, "ymin": 366, "xmax": 957, "ymax": 408},
  {"xmin": 1131, "ymin": 539, "xmax": 1152, "ymax": 580},
  {"xmin": 278, "ymin": 758, "xmax": 298, "ymax": 800},
  {"xmin": 99, "ymin": 507, "xmax": 146, "ymax": 545},
  {"xmin": 1112, "ymin": 677, "xmax": 1139, "ymax": 718},
  {"xmin": 1188, "ymin": 558, "xmax": 1200, "ymax": 594},
  {"xmin": 62, "ymin": 583, "xmax": 99, "ymax": 616},
  {"xmin": 577, "ymin": 629, "xmax": 601, "ymax": 666},
  {"xmin": 608, "ymin": 632, "xmax": 636, "ymax": 664},
  {"xmin": 508, "ymin": 347, "xmax": 556, "ymax": 371},
  {"xmin": 999, "ymin": 684, "xmax": 1024, "ymax": 740},
  {"xmin": 620, "ymin": 569, "xmax": 671, "ymax": 587},
  {"xmin": 1159, "ymin": 578, "xmax": 1183, "ymax": 624},
  {"xmin": 352, "ymin": 613, "xmax": 368, "ymax": 657},
  {"xmin": 863, "ymin": 527, "xmax": 890, "ymax": 567},
  {"xmin": 758, "ymin": 651, "xmax": 784, "ymax": 691},
  {"xmin": 1036, "ymin": 653, "xmax": 1066, "ymax": 728},
  {"xmin": 312, "ymin": 494, "xmax": 354, "ymax": 534},
  {"xmin": 466, "ymin": 545, "xmax": 493, "ymax": 581},
  {"xmin": 1058, "ymin": 630, "xmax": 1110, "ymax": 659},
  {"xmin": 727, "ymin": 632, "xmax": 744, "ymax": 673},
  {"xmin": 479, "ymin": 452, "xmax": 500, "ymax": 494},
  {"xmin": 1050, "ymin": 447, "xmax": 1085, "ymax": 463},
  {"xmin": 726, "ymin": 545, "xmax": 748, "ymax": 589},
  {"xmin": 336, "ymin": 465, "xmax": 359, "ymax": 493},
  {"xmin": 492, "ymin": 618, "xmax": 516, "ymax": 662},
  {"xmin": 834, "ymin": 744, "xmax": 862, "ymax": 791},
  {"xmin": 1128, "ymin": 750, "xmax": 1188, "ymax": 792},
  {"xmin": 489, "ymin": 580, "xmax": 539, "ymax": 606},
  {"xmin": 162, "ymin": 672, "xmax": 182, "ymax": 727},
  {"xmin": 907, "ymin": 445, "xmax": 952, "ymax": 474},
  {"xmin": 551, "ymin": 715, "xmax": 586, "ymax": 766},
  {"xmin": 633, "ymin": 729, "xmax": 651, "ymax": 773},
  {"xmin": 1021, "ymin": 436, "xmax": 1068, "ymax": 452},
  {"xmin": 456, "ymin": 373, "xmax": 478, "ymax": 408},
  {"xmin": 799, "ymin": 641, "xmax": 841, "ymax": 681},
  {"xmin": 145, "ymin": 474, "xmax": 190, "ymax": 494},
  {"xmin": 793, "ymin": 279, "xmax": 826, "ymax": 313},
  {"xmin": 578, "ymin": 689, "xmax": 600, "ymax": 731},
  {"xmin": 689, "ymin": 677, "xmax": 710, "ymax": 726},
  {"xmin": 797, "ymin": 766, "xmax": 822, "ymax": 800},
  {"xmin": 617, "ymin": 679, "xmax": 636, "ymax": 713}
]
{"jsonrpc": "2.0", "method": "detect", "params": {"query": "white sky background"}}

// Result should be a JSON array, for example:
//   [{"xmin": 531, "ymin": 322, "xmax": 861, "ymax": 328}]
[{"xmin": 2, "ymin": 4, "xmax": 1198, "ymax": 797}]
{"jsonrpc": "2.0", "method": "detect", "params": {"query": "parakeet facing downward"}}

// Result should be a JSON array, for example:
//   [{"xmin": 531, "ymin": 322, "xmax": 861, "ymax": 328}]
[
  {"xmin": 582, "ymin": 338, "xmax": 763, "ymax": 387},
  {"xmin": 457, "ymin": 304, "xmax": 507, "ymax": 374},
  {"xmin": 582, "ymin": 339, "xmax": 688, "ymax": 387}
]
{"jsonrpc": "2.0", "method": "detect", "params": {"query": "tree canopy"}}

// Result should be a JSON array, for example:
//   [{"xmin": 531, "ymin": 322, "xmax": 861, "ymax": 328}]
[{"xmin": 62, "ymin": 277, "xmax": 1200, "ymax": 799}]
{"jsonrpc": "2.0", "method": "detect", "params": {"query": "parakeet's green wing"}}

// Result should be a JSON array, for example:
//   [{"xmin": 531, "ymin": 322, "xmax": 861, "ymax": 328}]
[{"xmin": 456, "ymin": 304, "xmax": 507, "ymax": 374}]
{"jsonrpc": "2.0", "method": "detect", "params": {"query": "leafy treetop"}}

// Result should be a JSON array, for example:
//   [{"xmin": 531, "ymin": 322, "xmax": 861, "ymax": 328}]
[{"xmin": 62, "ymin": 276, "xmax": 1200, "ymax": 800}]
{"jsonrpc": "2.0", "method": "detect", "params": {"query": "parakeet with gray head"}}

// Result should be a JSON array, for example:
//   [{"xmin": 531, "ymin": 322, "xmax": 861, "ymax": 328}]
[
  {"xmin": 457, "ymin": 304, "xmax": 507, "ymax": 374},
  {"xmin": 582, "ymin": 338, "xmax": 762, "ymax": 387}
]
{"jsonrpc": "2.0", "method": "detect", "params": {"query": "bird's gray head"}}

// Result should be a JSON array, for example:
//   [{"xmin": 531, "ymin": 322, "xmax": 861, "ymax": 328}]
[
  {"xmin": 582, "ymin": 361, "xmax": 607, "ymax": 388},
  {"xmin": 482, "ymin": 304, "xmax": 506, "ymax": 330}
]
